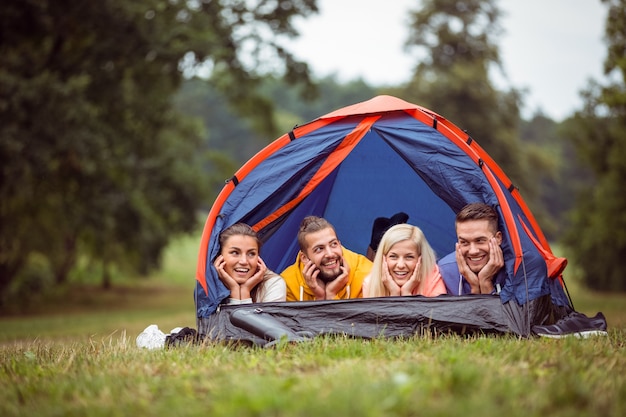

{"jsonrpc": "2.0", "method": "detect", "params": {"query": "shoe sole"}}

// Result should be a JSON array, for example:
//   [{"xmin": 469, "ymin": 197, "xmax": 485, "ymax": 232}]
[{"xmin": 536, "ymin": 330, "xmax": 608, "ymax": 339}]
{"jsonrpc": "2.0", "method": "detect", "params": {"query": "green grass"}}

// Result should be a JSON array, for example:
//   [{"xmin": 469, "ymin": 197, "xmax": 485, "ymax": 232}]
[
  {"xmin": 1, "ymin": 234, "xmax": 625, "ymax": 417},
  {"xmin": 0, "ymin": 233, "xmax": 201, "ymax": 342},
  {"xmin": 2, "ymin": 333, "xmax": 625, "ymax": 417}
]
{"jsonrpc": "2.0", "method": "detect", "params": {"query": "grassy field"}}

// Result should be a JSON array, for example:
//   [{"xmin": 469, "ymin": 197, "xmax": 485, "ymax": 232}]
[{"xmin": 1, "ymin": 234, "xmax": 625, "ymax": 417}]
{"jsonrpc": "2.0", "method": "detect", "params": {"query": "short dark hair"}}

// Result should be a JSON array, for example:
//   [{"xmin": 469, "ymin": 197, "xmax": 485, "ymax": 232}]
[
  {"xmin": 455, "ymin": 203, "xmax": 499, "ymax": 233},
  {"xmin": 297, "ymin": 216, "xmax": 335, "ymax": 251}
]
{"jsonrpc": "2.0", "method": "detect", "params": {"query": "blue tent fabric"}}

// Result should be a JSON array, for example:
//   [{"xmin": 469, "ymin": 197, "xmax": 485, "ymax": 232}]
[
  {"xmin": 195, "ymin": 215, "xmax": 231, "ymax": 318},
  {"xmin": 194, "ymin": 95, "xmax": 573, "ymax": 337}
]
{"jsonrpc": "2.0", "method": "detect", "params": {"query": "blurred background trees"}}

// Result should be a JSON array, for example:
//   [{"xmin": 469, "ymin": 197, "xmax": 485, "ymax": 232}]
[
  {"xmin": 0, "ymin": 0, "xmax": 317, "ymax": 300},
  {"xmin": 561, "ymin": 0, "xmax": 626, "ymax": 291},
  {"xmin": 0, "ymin": 0, "xmax": 623, "ymax": 307},
  {"xmin": 391, "ymin": 0, "xmax": 555, "ymax": 235}
]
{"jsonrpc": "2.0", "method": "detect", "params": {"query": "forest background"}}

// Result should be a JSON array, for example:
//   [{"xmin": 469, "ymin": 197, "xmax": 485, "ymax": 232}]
[{"xmin": 1, "ymin": 0, "xmax": 626, "ymax": 312}]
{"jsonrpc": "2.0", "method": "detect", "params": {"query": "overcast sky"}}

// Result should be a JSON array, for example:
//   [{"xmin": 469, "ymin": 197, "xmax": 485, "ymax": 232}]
[{"xmin": 286, "ymin": 0, "xmax": 608, "ymax": 121}]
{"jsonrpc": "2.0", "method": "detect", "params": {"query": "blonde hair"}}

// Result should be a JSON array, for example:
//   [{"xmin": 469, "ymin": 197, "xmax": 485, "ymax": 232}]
[{"xmin": 368, "ymin": 224, "xmax": 437, "ymax": 297}]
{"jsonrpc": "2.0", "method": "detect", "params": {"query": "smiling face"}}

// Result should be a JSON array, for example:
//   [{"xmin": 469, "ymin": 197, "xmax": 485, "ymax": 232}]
[
  {"xmin": 301, "ymin": 227, "xmax": 343, "ymax": 282},
  {"xmin": 456, "ymin": 219, "xmax": 502, "ymax": 274},
  {"xmin": 384, "ymin": 239, "xmax": 420, "ymax": 286},
  {"xmin": 220, "ymin": 235, "xmax": 259, "ymax": 284}
]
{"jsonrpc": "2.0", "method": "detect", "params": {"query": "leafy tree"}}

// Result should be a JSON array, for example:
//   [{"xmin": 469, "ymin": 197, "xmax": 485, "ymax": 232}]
[
  {"xmin": 174, "ymin": 79, "xmax": 269, "ymax": 165},
  {"xmin": 519, "ymin": 113, "xmax": 574, "ymax": 239},
  {"xmin": 173, "ymin": 75, "xmax": 378, "ymax": 202},
  {"xmin": 562, "ymin": 0, "xmax": 626, "ymax": 291},
  {"xmin": 0, "ymin": 0, "xmax": 317, "ymax": 297},
  {"xmin": 395, "ymin": 0, "xmax": 553, "ymax": 227}
]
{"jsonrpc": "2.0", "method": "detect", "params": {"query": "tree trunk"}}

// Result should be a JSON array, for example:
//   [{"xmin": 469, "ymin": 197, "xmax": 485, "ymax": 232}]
[
  {"xmin": 102, "ymin": 262, "xmax": 111, "ymax": 290},
  {"xmin": 54, "ymin": 236, "xmax": 77, "ymax": 285}
]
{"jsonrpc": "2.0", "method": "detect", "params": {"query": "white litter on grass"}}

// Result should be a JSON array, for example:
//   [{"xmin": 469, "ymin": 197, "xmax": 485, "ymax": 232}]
[
  {"xmin": 136, "ymin": 324, "xmax": 166, "ymax": 349},
  {"xmin": 136, "ymin": 325, "xmax": 185, "ymax": 350}
]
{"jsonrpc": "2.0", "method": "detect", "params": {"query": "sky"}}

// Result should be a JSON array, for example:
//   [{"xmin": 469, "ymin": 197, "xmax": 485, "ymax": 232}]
[{"xmin": 286, "ymin": 0, "xmax": 608, "ymax": 121}]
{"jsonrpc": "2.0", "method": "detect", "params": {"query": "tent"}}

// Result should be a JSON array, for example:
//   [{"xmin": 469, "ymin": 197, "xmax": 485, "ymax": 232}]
[{"xmin": 194, "ymin": 95, "xmax": 573, "ymax": 345}]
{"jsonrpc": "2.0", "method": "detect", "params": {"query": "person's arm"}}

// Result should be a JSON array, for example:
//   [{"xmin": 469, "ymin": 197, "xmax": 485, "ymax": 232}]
[
  {"xmin": 455, "ymin": 243, "xmax": 481, "ymax": 294},
  {"xmin": 455, "ymin": 238, "xmax": 503, "ymax": 294},
  {"xmin": 379, "ymin": 258, "xmax": 401, "ymax": 296},
  {"xmin": 476, "ymin": 237, "xmax": 503, "ymax": 294},
  {"xmin": 324, "ymin": 256, "xmax": 350, "ymax": 299},
  {"xmin": 227, "ymin": 298, "xmax": 252, "ymax": 304},
  {"xmin": 213, "ymin": 255, "xmax": 242, "ymax": 299},
  {"xmin": 239, "ymin": 257, "xmax": 267, "ymax": 300},
  {"xmin": 302, "ymin": 258, "xmax": 327, "ymax": 300},
  {"xmin": 259, "ymin": 273, "xmax": 287, "ymax": 302},
  {"xmin": 419, "ymin": 265, "xmax": 447, "ymax": 297},
  {"xmin": 399, "ymin": 258, "xmax": 421, "ymax": 296}
]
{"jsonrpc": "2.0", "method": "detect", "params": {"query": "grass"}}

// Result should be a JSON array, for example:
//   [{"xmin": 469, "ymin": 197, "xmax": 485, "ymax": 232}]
[
  {"xmin": 1, "ymin": 234, "xmax": 625, "ymax": 417},
  {"xmin": 0, "ymin": 233, "xmax": 200, "ymax": 342},
  {"xmin": 2, "ymin": 333, "xmax": 625, "ymax": 416}
]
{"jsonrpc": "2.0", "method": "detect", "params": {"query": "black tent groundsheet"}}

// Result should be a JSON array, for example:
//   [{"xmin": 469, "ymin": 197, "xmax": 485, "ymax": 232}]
[{"xmin": 197, "ymin": 295, "xmax": 557, "ymax": 347}]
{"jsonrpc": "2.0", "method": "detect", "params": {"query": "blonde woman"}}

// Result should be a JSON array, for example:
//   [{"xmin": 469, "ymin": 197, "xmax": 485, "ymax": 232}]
[
  {"xmin": 363, "ymin": 224, "xmax": 446, "ymax": 297},
  {"xmin": 213, "ymin": 223, "xmax": 286, "ymax": 304}
]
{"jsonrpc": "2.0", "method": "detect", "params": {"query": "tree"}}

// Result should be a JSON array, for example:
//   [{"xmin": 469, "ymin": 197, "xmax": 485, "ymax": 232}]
[
  {"xmin": 174, "ymin": 79, "xmax": 270, "ymax": 165},
  {"xmin": 562, "ymin": 0, "xmax": 626, "ymax": 291},
  {"xmin": 519, "ymin": 113, "xmax": 576, "ymax": 240},
  {"xmin": 395, "ymin": 0, "xmax": 553, "ymax": 226},
  {"xmin": 0, "ymin": 0, "xmax": 318, "ymax": 298}
]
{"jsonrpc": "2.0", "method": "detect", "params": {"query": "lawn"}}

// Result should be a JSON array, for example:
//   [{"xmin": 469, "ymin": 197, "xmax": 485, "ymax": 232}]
[{"xmin": 1, "ymin": 234, "xmax": 625, "ymax": 417}]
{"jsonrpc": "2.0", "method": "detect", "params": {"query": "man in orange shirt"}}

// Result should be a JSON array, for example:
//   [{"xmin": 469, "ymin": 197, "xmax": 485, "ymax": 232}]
[{"xmin": 281, "ymin": 216, "xmax": 372, "ymax": 301}]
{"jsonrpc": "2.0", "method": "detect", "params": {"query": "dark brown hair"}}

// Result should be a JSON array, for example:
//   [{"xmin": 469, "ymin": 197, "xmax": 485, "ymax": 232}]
[
  {"xmin": 455, "ymin": 203, "xmax": 499, "ymax": 233},
  {"xmin": 218, "ymin": 223, "xmax": 261, "ymax": 253},
  {"xmin": 297, "ymin": 216, "xmax": 335, "ymax": 251}
]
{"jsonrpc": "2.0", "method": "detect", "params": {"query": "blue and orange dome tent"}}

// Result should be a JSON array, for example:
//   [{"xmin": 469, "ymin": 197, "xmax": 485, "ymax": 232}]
[{"xmin": 194, "ymin": 95, "xmax": 572, "ymax": 344}]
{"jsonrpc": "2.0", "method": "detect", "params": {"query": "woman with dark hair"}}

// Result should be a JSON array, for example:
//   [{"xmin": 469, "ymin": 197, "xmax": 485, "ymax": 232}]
[{"xmin": 213, "ymin": 223, "xmax": 286, "ymax": 304}]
